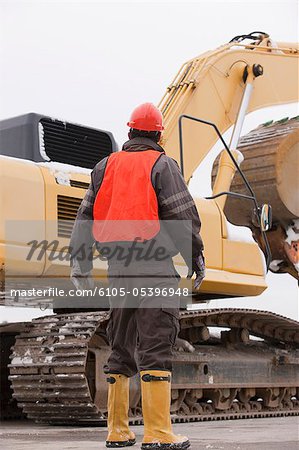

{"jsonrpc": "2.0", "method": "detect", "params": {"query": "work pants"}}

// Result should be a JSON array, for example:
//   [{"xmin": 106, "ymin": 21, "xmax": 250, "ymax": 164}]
[{"xmin": 104, "ymin": 259, "xmax": 180, "ymax": 377}]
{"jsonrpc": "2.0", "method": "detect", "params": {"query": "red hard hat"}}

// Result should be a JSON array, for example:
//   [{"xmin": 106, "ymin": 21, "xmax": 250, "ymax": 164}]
[{"xmin": 127, "ymin": 103, "xmax": 164, "ymax": 132}]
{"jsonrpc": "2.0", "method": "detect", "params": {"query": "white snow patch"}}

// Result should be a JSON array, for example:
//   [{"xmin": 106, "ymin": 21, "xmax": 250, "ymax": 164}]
[
  {"xmin": 37, "ymin": 161, "xmax": 92, "ymax": 177},
  {"xmin": 59, "ymin": 325, "xmax": 71, "ymax": 334},
  {"xmin": 226, "ymin": 221, "xmax": 254, "ymax": 243},
  {"xmin": 285, "ymin": 219, "xmax": 299, "ymax": 245},
  {"xmin": 0, "ymin": 155, "xmax": 91, "ymax": 178},
  {"xmin": 270, "ymin": 260, "xmax": 284, "ymax": 272},
  {"xmin": 38, "ymin": 122, "xmax": 50, "ymax": 161},
  {"xmin": 44, "ymin": 355, "xmax": 53, "ymax": 363},
  {"xmin": 11, "ymin": 356, "xmax": 33, "ymax": 365},
  {"xmin": 56, "ymin": 173, "xmax": 71, "ymax": 186}
]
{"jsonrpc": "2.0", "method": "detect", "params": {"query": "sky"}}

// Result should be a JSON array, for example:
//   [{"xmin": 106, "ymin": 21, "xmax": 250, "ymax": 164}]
[{"xmin": 0, "ymin": 0, "xmax": 298, "ymax": 322}]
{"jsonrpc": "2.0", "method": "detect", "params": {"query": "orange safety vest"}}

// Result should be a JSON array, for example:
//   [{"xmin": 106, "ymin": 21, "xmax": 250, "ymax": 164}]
[{"xmin": 93, "ymin": 150, "xmax": 163, "ymax": 242}]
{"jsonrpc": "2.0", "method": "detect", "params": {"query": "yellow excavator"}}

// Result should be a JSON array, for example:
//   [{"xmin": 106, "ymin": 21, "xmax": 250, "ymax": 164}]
[{"xmin": 0, "ymin": 32, "xmax": 298, "ymax": 423}]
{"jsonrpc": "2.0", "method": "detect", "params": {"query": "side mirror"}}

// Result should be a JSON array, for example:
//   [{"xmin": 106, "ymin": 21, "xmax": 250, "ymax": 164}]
[{"xmin": 260, "ymin": 204, "xmax": 272, "ymax": 231}]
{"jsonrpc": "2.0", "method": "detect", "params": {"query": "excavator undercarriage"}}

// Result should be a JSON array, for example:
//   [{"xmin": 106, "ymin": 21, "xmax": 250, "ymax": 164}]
[{"xmin": 3, "ymin": 309, "xmax": 298, "ymax": 424}]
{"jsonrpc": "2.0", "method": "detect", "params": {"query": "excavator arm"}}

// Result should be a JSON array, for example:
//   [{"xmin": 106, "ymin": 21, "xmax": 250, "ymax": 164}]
[
  {"xmin": 160, "ymin": 33, "xmax": 298, "ymax": 182},
  {"xmin": 158, "ymin": 32, "xmax": 299, "ymax": 280}
]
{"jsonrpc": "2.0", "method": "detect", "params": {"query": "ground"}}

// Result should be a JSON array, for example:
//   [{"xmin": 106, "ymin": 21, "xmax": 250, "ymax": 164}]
[{"xmin": 1, "ymin": 417, "xmax": 298, "ymax": 450}]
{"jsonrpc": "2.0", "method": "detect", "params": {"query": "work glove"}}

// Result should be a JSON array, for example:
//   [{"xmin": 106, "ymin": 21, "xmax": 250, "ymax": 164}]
[
  {"xmin": 187, "ymin": 253, "xmax": 206, "ymax": 289},
  {"xmin": 70, "ymin": 259, "xmax": 94, "ymax": 291}
]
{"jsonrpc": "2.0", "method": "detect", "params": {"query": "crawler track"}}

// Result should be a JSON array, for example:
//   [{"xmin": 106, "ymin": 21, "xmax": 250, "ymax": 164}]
[{"xmin": 8, "ymin": 309, "xmax": 299, "ymax": 424}]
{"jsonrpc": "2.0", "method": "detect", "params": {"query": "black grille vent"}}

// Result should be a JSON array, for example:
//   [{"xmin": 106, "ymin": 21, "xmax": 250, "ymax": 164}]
[
  {"xmin": 57, "ymin": 195, "xmax": 82, "ymax": 238},
  {"xmin": 69, "ymin": 180, "xmax": 90, "ymax": 190},
  {"xmin": 40, "ymin": 117, "xmax": 114, "ymax": 169}
]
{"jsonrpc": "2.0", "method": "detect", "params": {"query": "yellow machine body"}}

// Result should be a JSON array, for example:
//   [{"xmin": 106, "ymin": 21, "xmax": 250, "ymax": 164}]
[{"xmin": 1, "ymin": 154, "xmax": 267, "ymax": 298}]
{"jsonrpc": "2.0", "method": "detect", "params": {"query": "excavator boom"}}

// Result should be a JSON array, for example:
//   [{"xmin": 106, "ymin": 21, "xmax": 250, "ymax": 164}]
[
  {"xmin": 159, "ymin": 35, "xmax": 298, "ymax": 183},
  {"xmin": 159, "ymin": 33, "xmax": 299, "ymax": 279}
]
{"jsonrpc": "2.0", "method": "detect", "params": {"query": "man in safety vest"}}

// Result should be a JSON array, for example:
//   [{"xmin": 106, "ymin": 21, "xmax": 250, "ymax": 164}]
[{"xmin": 70, "ymin": 103, "xmax": 205, "ymax": 449}]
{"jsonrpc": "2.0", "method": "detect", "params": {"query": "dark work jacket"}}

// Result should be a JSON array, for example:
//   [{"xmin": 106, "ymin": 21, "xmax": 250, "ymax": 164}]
[{"xmin": 69, "ymin": 137, "xmax": 203, "ymax": 273}]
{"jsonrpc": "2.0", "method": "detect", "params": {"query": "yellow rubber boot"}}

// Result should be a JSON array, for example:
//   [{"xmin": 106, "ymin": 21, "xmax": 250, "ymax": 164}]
[
  {"xmin": 106, "ymin": 374, "xmax": 136, "ymax": 448},
  {"xmin": 140, "ymin": 370, "xmax": 190, "ymax": 450}
]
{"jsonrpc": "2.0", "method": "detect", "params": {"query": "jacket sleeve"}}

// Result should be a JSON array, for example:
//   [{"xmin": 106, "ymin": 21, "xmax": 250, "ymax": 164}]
[
  {"xmin": 69, "ymin": 157, "xmax": 108, "ymax": 274},
  {"xmin": 152, "ymin": 155, "xmax": 204, "ymax": 267}
]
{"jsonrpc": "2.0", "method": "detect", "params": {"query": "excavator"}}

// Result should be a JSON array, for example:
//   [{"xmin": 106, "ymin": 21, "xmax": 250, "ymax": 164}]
[{"xmin": 0, "ymin": 32, "xmax": 299, "ymax": 423}]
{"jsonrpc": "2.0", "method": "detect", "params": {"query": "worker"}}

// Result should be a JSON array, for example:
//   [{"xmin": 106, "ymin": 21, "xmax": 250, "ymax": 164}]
[{"xmin": 70, "ymin": 103, "xmax": 205, "ymax": 450}]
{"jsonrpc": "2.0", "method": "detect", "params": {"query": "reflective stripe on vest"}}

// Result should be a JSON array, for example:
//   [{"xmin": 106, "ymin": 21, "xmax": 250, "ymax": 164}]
[{"xmin": 93, "ymin": 150, "xmax": 163, "ymax": 242}]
